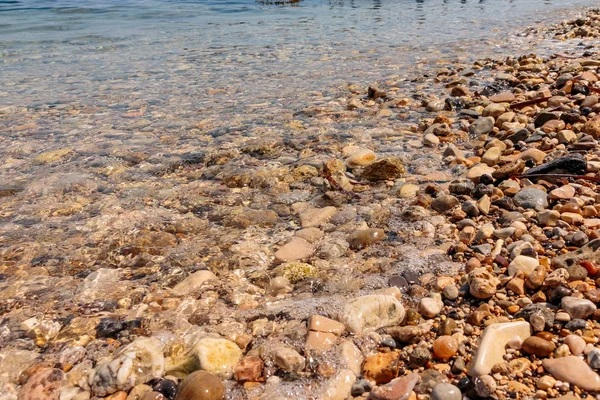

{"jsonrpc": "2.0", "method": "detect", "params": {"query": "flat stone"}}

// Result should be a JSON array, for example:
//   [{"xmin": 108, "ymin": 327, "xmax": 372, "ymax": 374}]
[
  {"xmin": 431, "ymin": 383, "xmax": 462, "ymax": 400},
  {"xmin": 308, "ymin": 315, "xmax": 345, "ymax": 335},
  {"xmin": 561, "ymin": 296, "xmax": 597, "ymax": 319},
  {"xmin": 553, "ymin": 239, "xmax": 600, "ymax": 269},
  {"xmin": 489, "ymin": 92, "xmax": 515, "ymax": 103},
  {"xmin": 339, "ymin": 295, "xmax": 405, "ymax": 334},
  {"xmin": 513, "ymin": 188, "xmax": 548, "ymax": 211},
  {"xmin": 368, "ymin": 373, "xmax": 420, "ymax": 400},
  {"xmin": 419, "ymin": 297, "xmax": 443, "ymax": 318},
  {"xmin": 299, "ymin": 207, "xmax": 338, "ymax": 228},
  {"xmin": 469, "ymin": 321, "xmax": 531, "ymax": 376},
  {"xmin": 321, "ymin": 369, "xmax": 355, "ymax": 400},
  {"xmin": 469, "ymin": 117, "xmax": 495, "ymax": 136},
  {"xmin": 543, "ymin": 356, "xmax": 600, "ymax": 391},
  {"xmin": 466, "ymin": 164, "xmax": 495, "ymax": 183},
  {"xmin": 166, "ymin": 338, "xmax": 242, "ymax": 379},
  {"xmin": 273, "ymin": 346, "xmax": 305, "ymax": 372},
  {"xmin": 549, "ymin": 185, "xmax": 576, "ymax": 200},
  {"xmin": 172, "ymin": 270, "xmax": 217, "ymax": 295},
  {"xmin": 508, "ymin": 255, "xmax": 539, "ymax": 277},
  {"xmin": 274, "ymin": 237, "xmax": 315, "ymax": 262}
]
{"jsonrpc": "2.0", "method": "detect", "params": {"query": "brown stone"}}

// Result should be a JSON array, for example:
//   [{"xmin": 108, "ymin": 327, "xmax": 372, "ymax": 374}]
[
  {"xmin": 234, "ymin": 356, "xmax": 263, "ymax": 383},
  {"xmin": 522, "ymin": 336, "xmax": 556, "ymax": 357}
]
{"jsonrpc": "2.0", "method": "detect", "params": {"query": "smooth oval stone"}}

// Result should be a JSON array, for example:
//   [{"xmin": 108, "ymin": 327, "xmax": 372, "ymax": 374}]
[
  {"xmin": 175, "ymin": 371, "xmax": 225, "ymax": 400},
  {"xmin": 431, "ymin": 383, "xmax": 462, "ymax": 400},
  {"xmin": 522, "ymin": 336, "xmax": 556, "ymax": 357}
]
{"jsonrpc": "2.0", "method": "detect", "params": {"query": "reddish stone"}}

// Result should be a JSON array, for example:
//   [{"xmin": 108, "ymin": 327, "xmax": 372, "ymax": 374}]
[
  {"xmin": 581, "ymin": 260, "xmax": 599, "ymax": 277},
  {"xmin": 368, "ymin": 373, "xmax": 420, "ymax": 400},
  {"xmin": 233, "ymin": 356, "xmax": 263, "ymax": 383}
]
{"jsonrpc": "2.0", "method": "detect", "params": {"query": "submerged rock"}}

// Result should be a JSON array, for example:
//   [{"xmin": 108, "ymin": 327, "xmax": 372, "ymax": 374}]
[
  {"xmin": 89, "ymin": 337, "xmax": 165, "ymax": 396},
  {"xmin": 174, "ymin": 371, "xmax": 224, "ymax": 400},
  {"xmin": 166, "ymin": 337, "xmax": 242, "ymax": 379},
  {"xmin": 339, "ymin": 295, "xmax": 405, "ymax": 334}
]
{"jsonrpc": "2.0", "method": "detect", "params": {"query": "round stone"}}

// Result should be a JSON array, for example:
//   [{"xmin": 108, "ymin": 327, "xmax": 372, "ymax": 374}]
[
  {"xmin": 175, "ymin": 371, "xmax": 225, "ymax": 400},
  {"xmin": 431, "ymin": 383, "xmax": 462, "ymax": 400},
  {"xmin": 433, "ymin": 336, "xmax": 459, "ymax": 360},
  {"xmin": 522, "ymin": 336, "xmax": 556, "ymax": 357}
]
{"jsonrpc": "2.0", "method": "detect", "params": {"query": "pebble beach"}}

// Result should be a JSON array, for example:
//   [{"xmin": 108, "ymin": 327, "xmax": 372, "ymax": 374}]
[{"xmin": 4, "ymin": 2, "xmax": 600, "ymax": 400}]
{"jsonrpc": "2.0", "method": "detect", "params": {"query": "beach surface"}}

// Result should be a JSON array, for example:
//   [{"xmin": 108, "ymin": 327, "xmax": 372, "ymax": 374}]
[{"xmin": 3, "ymin": 1, "xmax": 600, "ymax": 400}]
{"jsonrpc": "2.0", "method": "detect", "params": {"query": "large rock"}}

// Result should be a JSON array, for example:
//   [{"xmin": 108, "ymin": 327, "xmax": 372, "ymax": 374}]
[
  {"xmin": 19, "ymin": 368, "xmax": 65, "ymax": 400},
  {"xmin": 166, "ymin": 338, "xmax": 242, "ymax": 379},
  {"xmin": 90, "ymin": 337, "xmax": 165, "ymax": 396},
  {"xmin": 553, "ymin": 239, "xmax": 600, "ymax": 269},
  {"xmin": 543, "ymin": 356, "xmax": 600, "ymax": 391},
  {"xmin": 561, "ymin": 296, "xmax": 597, "ymax": 319},
  {"xmin": 175, "ymin": 371, "xmax": 225, "ymax": 400},
  {"xmin": 469, "ymin": 321, "xmax": 531, "ymax": 376},
  {"xmin": 339, "ymin": 295, "xmax": 405, "ymax": 334},
  {"xmin": 172, "ymin": 270, "xmax": 217, "ymax": 295}
]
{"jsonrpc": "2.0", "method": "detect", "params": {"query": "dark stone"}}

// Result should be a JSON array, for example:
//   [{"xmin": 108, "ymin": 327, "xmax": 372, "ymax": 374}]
[
  {"xmin": 524, "ymin": 153, "xmax": 587, "ymax": 176},
  {"xmin": 565, "ymin": 319, "xmax": 587, "ymax": 331},
  {"xmin": 402, "ymin": 270, "xmax": 419, "ymax": 284},
  {"xmin": 389, "ymin": 274, "xmax": 409, "ymax": 290},
  {"xmin": 381, "ymin": 337, "xmax": 397, "ymax": 349},
  {"xmin": 409, "ymin": 346, "xmax": 432, "ymax": 368},
  {"xmin": 96, "ymin": 318, "xmax": 125, "ymax": 339},
  {"xmin": 449, "ymin": 179, "xmax": 475, "ymax": 196},
  {"xmin": 351, "ymin": 379, "xmax": 372, "ymax": 396},
  {"xmin": 514, "ymin": 303, "xmax": 556, "ymax": 329},
  {"xmin": 534, "ymin": 112, "xmax": 559, "ymax": 128},
  {"xmin": 472, "ymin": 184, "xmax": 493, "ymax": 199},
  {"xmin": 506, "ymin": 129, "xmax": 530, "ymax": 144},
  {"xmin": 492, "ymin": 197, "xmax": 514, "ymax": 211},
  {"xmin": 153, "ymin": 379, "xmax": 178, "ymax": 399},
  {"xmin": 549, "ymin": 286, "xmax": 573, "ymax": 305},
  {"xmin": 457, "ymin": 376, "xmax": 471, "ymax": 392},
  {"xmin": 572, "ymin": 83, "xmax": 590, "ymax": 96}
]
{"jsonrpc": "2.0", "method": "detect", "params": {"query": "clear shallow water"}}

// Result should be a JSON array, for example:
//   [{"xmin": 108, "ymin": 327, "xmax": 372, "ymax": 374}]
[{"xmin": 1, "ymin": 0, "xmax": 598, "ymax": 107}]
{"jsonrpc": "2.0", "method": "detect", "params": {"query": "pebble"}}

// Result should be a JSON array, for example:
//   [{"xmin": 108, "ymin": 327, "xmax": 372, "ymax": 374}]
[
  {"xmin": 561, "ymin": 296, "xmax": 597, "ymax": 319},
  {"xmin": 274, "ymin": 346, "xmax": 305, "ymax": 372},
  {"xmin": 588, "ymin": 348, "xmax": 600, "ymax": 369},
  {"xmin": 474, "ymin": 375, "xmax": 496, "ymax": 398},
  {"xmin": 433, "ymin": 336, "xmax": 459, "ymax": 360},
  {"xmin": 348, "ymin": 228, "xmax": 387, "ymax": 250},
  {"xmin": 469, "ymin": 321, "xmax": 531, "ymax": 376},
  {"xmin": 175, "ymin": 371, "xmax": 224, "ymax": 400},
  {"xmin": 513, "ymin": 188, "xmax": 548, "ymax": 211},
  {"xmin": 299, "ymin": 206, "xmax": 338, "ymax": 228},
  {"xmin": 368, "ymin": 373, "xmax": 420, "ymax": 400},
  {"xmin": 168, "ymin": 337, "xmax": 242, "ymax": 379},
  {"xmin": 565, "ymin": 335, "xmax": 586, "ymax": 356},
  {"xmin": 345, "ymin": 148, "xmax": 377, "ymax": 168},
  {"xmin": 431, "ymin": 195, "xmax": 459, "ymax": 213},
  {"xmin": 522, "ymin": 336, "xmax": 556, "ymax": 357},
  {"xmin": 274, "ymin": 237, "xmax": 315, "ymax": 262},
  {"xmin": 19, "ymin": 368, "xmax": 65, "ymax": 400},
  {"xmin": 431, "ymin": 383, "xmax": 461, "ymax": 400},
  {"xmin": 339, "ymin": 294, "xmax": 405, "ymax": 334},
  {"xmin": 468, "ymin": 267, "xmax": 500, "ymax": 299},
  {"xmin": 542, "ymin": 356, "xmax": 600, "ymax": 391},
  {"xmin": 418, "ymin": 297, "xmax": 443, "ymax": 318},
  {"xmin": 321, "ymin": 369, "xmax": 355, "ymax": 400},
  {"xmin": 507, "ymin": 255, "xmax": 539, "ymax": 277}
]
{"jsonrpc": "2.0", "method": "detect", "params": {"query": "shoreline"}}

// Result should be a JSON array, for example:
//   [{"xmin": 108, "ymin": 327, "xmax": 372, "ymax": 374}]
[{"xmin": 3, "ymin": 6, "xmax": 600, "ymax": 400}]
